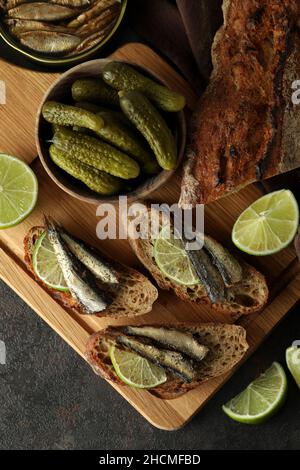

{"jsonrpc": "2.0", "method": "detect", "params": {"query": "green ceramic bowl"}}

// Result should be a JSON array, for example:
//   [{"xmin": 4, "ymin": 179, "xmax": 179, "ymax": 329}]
[{"xmin": 0, "ymin": 0, "xmax": 127, "ymax": 66}]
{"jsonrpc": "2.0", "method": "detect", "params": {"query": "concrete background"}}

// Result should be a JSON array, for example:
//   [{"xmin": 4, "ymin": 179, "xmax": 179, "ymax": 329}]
[{"xmin": 0, "ymin": 279, "xmax": 299, "ymax": 450}]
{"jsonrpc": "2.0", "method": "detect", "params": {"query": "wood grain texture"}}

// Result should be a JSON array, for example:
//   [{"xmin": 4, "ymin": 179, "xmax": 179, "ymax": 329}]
[{"xmin": 0, "ymin": 44, "xmax": 299, "ymax": 430}]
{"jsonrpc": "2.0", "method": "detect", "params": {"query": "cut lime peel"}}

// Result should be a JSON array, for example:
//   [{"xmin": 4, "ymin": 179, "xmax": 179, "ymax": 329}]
[
  {"xmin": 286, "ymin": 346, "xmax": 300, "ymax": 389},
  {"xmin": 109, "ymin": 344, "xmax": 167, "ymax": 389},
  {"xmin": 154, "ymin": 226, "xmax": 201, "ymax": 286},
  {"xmin": 223, "ymin": 362, "xmax": 288, "ymax": 424},
  {"xmin": 232, "ymin": 190, "xmax": 299, "ymax": 256},
  {"xmin": 32, "ymin": 231, "xmax": 69, "ymax": 292},
  {"xmin": 0, "ymin": 154, "xmax": 38, "ymax": 229}
]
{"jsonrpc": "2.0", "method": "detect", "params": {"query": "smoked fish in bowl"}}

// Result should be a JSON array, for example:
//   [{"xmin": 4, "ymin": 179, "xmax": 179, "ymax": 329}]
[{"xmin": 0, "ymin": 0, "xmax": 127, "ymax": 65}]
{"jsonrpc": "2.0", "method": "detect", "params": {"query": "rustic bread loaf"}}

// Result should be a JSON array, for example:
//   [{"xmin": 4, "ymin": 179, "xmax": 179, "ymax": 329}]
[{"xmin": 179, "ymin": 0, "xmax": 300, "ymax": 207}]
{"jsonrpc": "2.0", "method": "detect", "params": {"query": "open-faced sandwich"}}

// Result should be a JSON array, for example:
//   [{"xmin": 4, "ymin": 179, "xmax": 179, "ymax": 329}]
[
  {"xmin": 126, "ymin": 206, "xmax": 269, "ymax": 320},
  {"xmin": 24, "ymin": 216, "xmax": 158, "ymax": 318},
  {"xmin": 86, "ymin": 323, "xmax": 249, "ymax": 399}
]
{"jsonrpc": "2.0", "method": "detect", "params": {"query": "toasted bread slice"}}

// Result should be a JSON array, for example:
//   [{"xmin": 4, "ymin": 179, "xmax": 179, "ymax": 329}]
[
  {"xmin": 126, "ymin": 207, "xmax": 268, "ymax": 320},
  {"xmin": 179, "ymin": 0, "xmax": 300, "ymax": 207},
  {"xmin": 86, "ymin": 323, "xmax": 249, "ymax": 399},
  {"xmin": 24, "ymin": 226, "xmax": 158, "ymax": 319}
]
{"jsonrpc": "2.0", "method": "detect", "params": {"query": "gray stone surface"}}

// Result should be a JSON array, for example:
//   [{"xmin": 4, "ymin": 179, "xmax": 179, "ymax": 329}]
[{"xmin": 0, "ymin": 279, "xmax": 299, "ymax": 450}]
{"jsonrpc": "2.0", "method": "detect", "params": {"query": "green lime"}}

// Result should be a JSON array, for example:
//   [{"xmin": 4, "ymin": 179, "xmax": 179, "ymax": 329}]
[
  {"xmin": 286, "ymin": 346, "xmax": 300, "ymax": 389},
  {"xmin": 109, "ymin": 344, "xmax": 167, "ymax": 389},
  {"xmin": 222, "ymin": 362, "xmax": 288, "ymax": 424},
  {"xmin": 0, "ymin": 154, "xmax": 38, "ymax": 229},
  {"xmin": 232, "ymin": 189, "xmax": 299, "ymax": 256},
  {"xmin": 153, "ymin": 226, "xmax": 200, "ymax": 286},
  {"xmin": 32, "ymin": 231, "xmax": 69, "ymax": 292}
]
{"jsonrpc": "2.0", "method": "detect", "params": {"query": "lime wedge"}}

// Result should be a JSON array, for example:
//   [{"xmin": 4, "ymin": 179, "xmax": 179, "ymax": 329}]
[
  {"xmin": 232, "ymin": 189, "xmax": 299, "ymax": 256},
  {"xmin": 286, "ymin": 346, "xmax": 300, "ymax": 389},
  {"xmin": 153, "ymin": 226, "xmax": 200, "ymax": 286},
  {"xmin": 0, "ymin": 154, "xmax": 38, "ymax": 229},
  {"xmin": 223, "ymin": 362, "xmax": 287, "ymax": 424},
  {"xmin": 109, "ymin": 344, "xmax": 167, "ymax": 389},
  {"xmin": 32, "ymin": 231, "xmax": 69, "ymax": 292}
]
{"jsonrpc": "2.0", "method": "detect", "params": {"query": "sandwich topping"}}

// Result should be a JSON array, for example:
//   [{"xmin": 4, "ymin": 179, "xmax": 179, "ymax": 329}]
[
  {"xmin": 116, "ymin": 335, "xmax": 200, "ymax": 383},
  {"xmin": 45, "ymin": 216, "xmax": 111, "ymax": 314},
  {"xmin": 60, "ymin": 230, "xmax": 119, "ymax": 284},
  {"xmin": 108, "ymin": 326, "xmax": 210, "ymax": 386},
  {"xmin": 154, "ymin": 225, "xmax": 244, "ymax": 304},
  {"xmin": 124, "ymin": 326, "xmax": 209, "ymax": 362},
  {"xmin": 33, "ymin": 216, "xmax": 120, "ymax": 314}
]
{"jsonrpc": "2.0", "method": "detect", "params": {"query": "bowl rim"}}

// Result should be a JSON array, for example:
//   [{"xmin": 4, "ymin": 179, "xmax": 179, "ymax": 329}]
[
  {"xmin": 35, "ymin": 58, "xmax": 187, "ymax": 205},
  {"xmin": 0, "ymin": 0, "xmax": 127, "ymax": 65}
]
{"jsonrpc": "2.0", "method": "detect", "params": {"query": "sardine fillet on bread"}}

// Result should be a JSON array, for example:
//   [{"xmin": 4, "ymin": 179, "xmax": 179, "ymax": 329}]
[
  {"xmin": 85, "ymin": 323, "xmax": 249, "ymax": 399},
  {"xmin": 127, "ymin": 208, "xmax": 268, "ymax": 320},
  {"xmin": 24, "ymin": 226, "xmax": 158, "ymax": 319},
  {"xmin": 180, "ymin": 0, "xmax": 300, "ymax": 207}
]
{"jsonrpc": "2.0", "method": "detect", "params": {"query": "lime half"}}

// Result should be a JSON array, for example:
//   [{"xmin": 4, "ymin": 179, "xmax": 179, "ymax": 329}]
[
  {"xmin": 223, "ymin": 362, "xmax": 287, "ymax": 424},
  {"xmin": 109, "ymin": 344, "xmax": 167, "ymax": 389},
  {"xmin": 32, "ymin": 231, "xmax": 69, "ymax": 292},
  {"xmin": 232, "ymin": 190, "xmax": 299, "ymax": 256},
  {"xmin": 286, "ymin": 346, "xmax": 300, "ymax": 389},
  {"xmin": 0, "ymin": 154, "xmax": 38, "ymax": 229},
  {"xmin": 153, "ymin": 226, "xmax": 200, "ymax": 286}
]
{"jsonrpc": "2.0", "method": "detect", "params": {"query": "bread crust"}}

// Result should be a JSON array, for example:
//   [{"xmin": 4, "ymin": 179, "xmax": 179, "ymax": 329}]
[
  {"xmin": 179, "ymin": 0, "xmax": 300, "ymax": 207},
  {"xmin": 24, "ymin": 226, "xmax": 158, "ymax": 319},
  {"xmin": 85, "ymin": 323, "xmax": 249, "ymax": 399}
]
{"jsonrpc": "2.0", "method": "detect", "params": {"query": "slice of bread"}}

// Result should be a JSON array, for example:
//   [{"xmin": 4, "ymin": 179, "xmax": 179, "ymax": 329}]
[
  {"xmin": 24, "ymin": 226, "xmax": 158, "ymax": 319},
  {"xmin": 179, "ymin": 1, "xmax": 300, "ymax": 207},
  {"xmin": 126, "ymin": 208, "xmax": 268, "ymax": 320},
  {"xmin": 85, "ymin": 323, "xmax": 249, "ymax": 399}
]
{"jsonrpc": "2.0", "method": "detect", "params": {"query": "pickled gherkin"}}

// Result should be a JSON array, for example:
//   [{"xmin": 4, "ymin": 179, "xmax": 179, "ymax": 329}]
[
  {"xmin": 72, "ymin": 78, "xmax": 119, "ymax": 108},
  {"xmin": 102, "ymin": 62, "xmax": 186, "ymax": 113},
  {"xmin": 53, "ymin": 127, "xmax": 140, "ymax": 179},
  {"xmin": 75, "ymin": 101, "xmax": 132, "ymax": 128},
  {"xmin": 49, "ymin": 145, "xmax": 122, "ymax": 195},
  {"xmin": 95, "ymin": 111, "xmax": 160, "ymax": 175},
  {"xmin": 42, "ymin": 101, "xmax": 104, "ymax": 133},
  {"xmin": 75, "ymin": 101, "xmax": 109, "ymax": 114},
  {"xmin": 119, "ymin": 91, "xmax": 177, "ymax": 171}
]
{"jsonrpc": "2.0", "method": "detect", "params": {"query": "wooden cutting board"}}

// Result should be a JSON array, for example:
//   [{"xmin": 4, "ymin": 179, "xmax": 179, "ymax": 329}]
[{"xmin": 0, "ymin": 43, "xmax": 300, "ymax": 430}]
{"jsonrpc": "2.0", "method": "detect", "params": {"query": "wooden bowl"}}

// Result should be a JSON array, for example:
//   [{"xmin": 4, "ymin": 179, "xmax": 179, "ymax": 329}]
[
  {"xmin": 36, "ymin": 58, "xmax": 186, "ymax": 205},
  {"xmin": 0, "ymin": 1, "xmax": 127, "ymax": 66}
]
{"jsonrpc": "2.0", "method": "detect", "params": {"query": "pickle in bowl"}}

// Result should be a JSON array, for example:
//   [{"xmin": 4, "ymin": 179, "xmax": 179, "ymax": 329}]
[
  {"xmin": 49, "ymin": 145, "xmax": 123, "ymax": 196},
  {"xmin": 37, "ymin": 58, "xmax": 186, "ymax": 202}
]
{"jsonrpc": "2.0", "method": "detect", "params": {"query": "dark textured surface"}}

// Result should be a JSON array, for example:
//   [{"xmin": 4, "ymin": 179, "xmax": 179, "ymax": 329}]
[{"xmin": 0, "ymin": 279, "xmax": 299, "ymax": 450}]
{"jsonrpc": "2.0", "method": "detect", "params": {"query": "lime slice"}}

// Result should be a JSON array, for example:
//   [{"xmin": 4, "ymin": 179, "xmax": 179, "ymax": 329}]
[
  {"xmin": 153, "ymin": 226, "xmax": 200, "ymax": 286},
  {"xmin": 223, "ymin": 362, "xmax": 287, "ymax": 424},
  {"xmin": 0, "ymin": 154, "xmax": 38, "ymax": 229},
  {"xmin": 232, "ymin": 189, "xmax": 299, "ymax": 256},
  {"xmin": 286, "ymin": 346, "xmax": 300, "ymax": 389},
  {"xmin": 109, "ymin": 344, "xmax": 167, "ymax": 389},
  {"xmin": 32, "ymin": 231, "xmax": 69, "ymax": 292}
]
